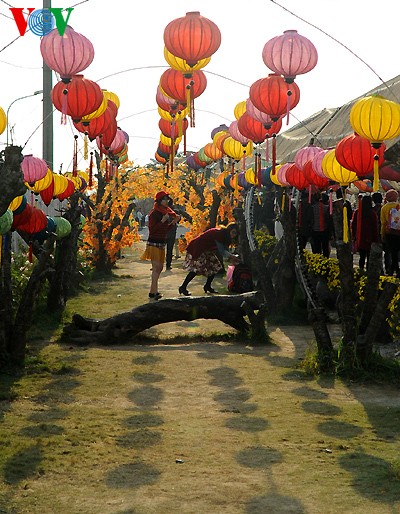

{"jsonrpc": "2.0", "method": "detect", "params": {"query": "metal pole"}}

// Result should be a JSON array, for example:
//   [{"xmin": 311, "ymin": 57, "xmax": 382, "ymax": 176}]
[
  {"xmin": 42, "ymin": 0, "xmax": 53, "ymax": 168},
  {"xmin": 6, "ymin": 91, "xmax": 43, "ymax": 146}
]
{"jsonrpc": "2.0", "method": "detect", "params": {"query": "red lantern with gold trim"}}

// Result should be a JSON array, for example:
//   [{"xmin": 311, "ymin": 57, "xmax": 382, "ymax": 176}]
[
  {"xmin": 335, "ymin": 133, "xmax": 386, "ymax": 178},
  {"xmin": 164, "ymin": 11, "xmax": 221, "ymax": 67}
]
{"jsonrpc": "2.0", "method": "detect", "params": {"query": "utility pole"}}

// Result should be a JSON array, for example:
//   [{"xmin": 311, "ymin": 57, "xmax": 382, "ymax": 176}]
[{"xmin": 42, "ymin": 0, "xmax": 53, "ymax": 169}]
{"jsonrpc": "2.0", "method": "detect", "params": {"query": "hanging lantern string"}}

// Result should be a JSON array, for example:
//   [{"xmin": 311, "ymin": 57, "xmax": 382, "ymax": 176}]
[
  {"xmin": 269, "ymin": 0, "xmax": 400, "ymax": 104},
  {"xmin": 89, "ymin": 151, "xmax": 93, "ymax": 187},
  {"xmin": 72, "ymin": 134, "xmax": 78, "ymax": 177}
]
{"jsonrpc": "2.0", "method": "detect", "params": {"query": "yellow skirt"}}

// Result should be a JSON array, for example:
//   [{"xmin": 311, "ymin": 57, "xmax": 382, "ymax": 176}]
[{"xmin": 141, "ymin": 244, "xmax": 165, "ymax": 263}]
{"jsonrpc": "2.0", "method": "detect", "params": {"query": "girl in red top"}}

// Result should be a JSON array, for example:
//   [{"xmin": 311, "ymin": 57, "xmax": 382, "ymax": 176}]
[
  {"xmin": 351, "ymin": 195, "xmax": 378, "ymax": 271},
  {"xmin": 178, "ymin": 223, "xmax": 239, "ymax": 295},
  {"xmin": 141, "ymin": 191, "xmax": 180, "ymax": 300}
]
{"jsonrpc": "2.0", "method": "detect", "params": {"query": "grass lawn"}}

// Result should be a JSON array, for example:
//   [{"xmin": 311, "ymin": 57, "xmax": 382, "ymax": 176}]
[{"xmin": 0, "ymin": 245, "xmax": 399, "ymax": 513}]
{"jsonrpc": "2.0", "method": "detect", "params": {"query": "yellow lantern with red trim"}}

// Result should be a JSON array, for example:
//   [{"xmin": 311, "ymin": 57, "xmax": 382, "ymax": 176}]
[
  {"xmin": 350, "ymin": 94, "xmax": 400, "ymax": 191},
  {"xmin": 223, "ymin": 137, "xmax": 253, "ymax": 160},
  {"xmin": 164, "ymin": 47, "xmax": 211, "ymax": 73},
  {"xmin": 270, "ymin": 164, "xmax": 283, "ymax": 185}
]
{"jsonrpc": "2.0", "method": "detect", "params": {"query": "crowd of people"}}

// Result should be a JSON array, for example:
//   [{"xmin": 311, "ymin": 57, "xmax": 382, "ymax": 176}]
[
  {"xmin": 297, "ymin": 188, "xmax": 400, "ymax": 276},
  {"xmin": 138, "ymin": 187, "xmax": 400, "ymax": 301}
]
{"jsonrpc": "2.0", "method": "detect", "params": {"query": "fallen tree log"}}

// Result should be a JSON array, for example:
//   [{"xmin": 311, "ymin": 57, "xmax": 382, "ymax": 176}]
[{"xmin": 62, "ymin": 291, "xmax": 267, "ymax": 345}]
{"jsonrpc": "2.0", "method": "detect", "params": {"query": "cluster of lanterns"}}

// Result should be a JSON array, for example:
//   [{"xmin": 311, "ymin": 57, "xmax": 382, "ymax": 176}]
[
  {"xmin": 154, "ymin": 12, "xmax": 221, "ymax": 169},
  {"xmin": 40, "ymin": 25, "xmax": 130, "ymax": 176},
  {"xmin": 182, "ymin": 29, "xmax": 318, "ymax": 195}
]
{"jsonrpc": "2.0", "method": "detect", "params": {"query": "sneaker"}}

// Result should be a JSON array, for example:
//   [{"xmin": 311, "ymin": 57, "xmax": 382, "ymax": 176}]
[{"xmin": 166, "ymin": 266, "xmax": 172, "ymax": 270}]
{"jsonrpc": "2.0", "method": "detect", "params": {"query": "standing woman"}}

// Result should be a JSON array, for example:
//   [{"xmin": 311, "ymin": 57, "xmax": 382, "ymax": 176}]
[
  {"xmin": 178, "ymin": 223, "xmax": 239, "ymax": 296},
  {"xmin": 141, "ymin": 191, "xmax": 180, "ymax": 300}
]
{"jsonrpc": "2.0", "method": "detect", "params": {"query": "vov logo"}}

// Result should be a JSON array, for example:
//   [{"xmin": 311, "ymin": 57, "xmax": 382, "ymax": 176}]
[{"xmin": 10, "ymin": 7, "xmax": 74, "ymax": 37}]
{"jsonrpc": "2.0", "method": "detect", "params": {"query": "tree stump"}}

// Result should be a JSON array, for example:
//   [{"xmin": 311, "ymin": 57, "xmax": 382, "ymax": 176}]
[{"xmin": 62, "ymin": 291, "xmax": 267, "ymax": 345}]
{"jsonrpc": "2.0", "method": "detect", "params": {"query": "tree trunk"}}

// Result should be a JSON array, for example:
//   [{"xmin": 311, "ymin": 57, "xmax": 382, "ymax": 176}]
[
  {"xmin": 274, "ymin": 199, "xmax": 297, "ymax": 311},
  {"xmin": 359, "ymin": 243, "xmax": 383, "ymax": 334},
  {"xmin": 209, "ymin": 189, "xmax": 221, "ymax": 229},
  {"xmin": 308, "ymin": 305, "xmax": 334, "ymax": 370},
  {"xmin": 10, "ymin": 237, "xmax": 55, "ymax": 364},
  {"xmin": 0, "ymin": 146, "xmax": 26, "ymax": 217},
  {"xmin": 356, "ymin": 281, "xmax": 398, "ymax": 363},
  {"xmin": 47, "ymin": 195, "xmax": 82, "ymax": 312},
  {"xmin": 0, "ymin": 234, "xmax": 13, "ymax": 365},
  {"xmin": 62, "ymin": 291, "xmax": 266, "ymax": 345}
]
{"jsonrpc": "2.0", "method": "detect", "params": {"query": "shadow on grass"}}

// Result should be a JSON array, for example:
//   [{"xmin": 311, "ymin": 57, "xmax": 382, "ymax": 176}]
[
  {"xmin": 116, "ymin": 429, "xmax": 162, "ymax": 449},
  {"xmin": 317, "ymin": 420, "xmax": 364, "ymax": 439},
  {"xmin": 207, "ymin": 366, "xmax": 244, "ymax": 388},
  {"xmin": 236, "ymin": 446, "xmax": 283, "ymax": 468},
  {"xmin": 301, "ymin": 400, "xmax": 342, "ymax": 416},
  {"xmin": 105, "ymin": 460, "xmax": 161, "ymax": 488},
  {"xmin": 3, "ymin": 444, "xmax": 43, "ymax": 484},
  {"xmin": 123, "ymin": 413, "xmax": 164, "ymax": 429},
  {"xmin": 245, "ymin": 492, "xmax": 306, "ymax": 514},
  {"xmin": 128, "ymin": 386, "xmax": 164, "ymax": 408},
  {"xmin": 19, "ymin": 423, "xmax": 64, "ymax": 438},
  {"xmin": 291, "ymin": 386, "xmax": 329, "ymax": 400},
  {"xmin": 339, "ymin": 451, "xmax": 400, "ymax": 503}
]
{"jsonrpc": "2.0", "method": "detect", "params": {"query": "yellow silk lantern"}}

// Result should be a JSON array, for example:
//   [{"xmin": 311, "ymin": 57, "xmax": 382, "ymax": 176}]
[
  {"xmin": 164, "ymin": 47, "xmax": 211, "ymax": 73},
  {"xmin": 322, "ymin": 149, "xmax": 357, "ymax": 243},
  {"xmin": 160, "ymin": 133, "xmax": 182, "ymax": 146},
  {"xmin": 158, "ymin": 106, "xmax": 188, "ymax": 121},
  {"xmin": 52, "ymin": 174, "xmax": 69, "ymax": 196},
  {"xmin": 245, "ymin": 167, "xmax": 258, "ymax": 185},
  {"xmin": 27, "ymin": 168, "xmax": 53, "ymax": 193},
  {"xmin": 78, "ymin": 170, "xmax": 89, "ymax": 182},
  {"xmin": 81, "ymin": 93, "xmax": 108, "ymax": 122},
  {"xmin": 270, "ymin": 164, "xmax": 283, "ymax": 186},
  {"xmin": 8, "ymin": 195, "xmax": 23, "ymax": 211},
  {"xmin": 350, "ymin": 94, "xmax": 400, "ymax": 191},
  {"xmin": 223, "ymin": 137, "xmax": 253, "ymax": 160},
  {"xmin": 234, "ymin": 101, "xmax": 246, "ymax": 120},
  {"xmin": 0, "ymin": 106, "xmax": 7, "ymax": 135},
  {"xmin": 102, "ymin": 90, "xmax": 120, "ymax": 110}
]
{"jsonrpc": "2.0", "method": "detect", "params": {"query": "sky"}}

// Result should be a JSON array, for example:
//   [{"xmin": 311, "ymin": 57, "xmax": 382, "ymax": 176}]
[{"xmin": 1, "ymin": 0, "xmax": 400, "ymax": 172}]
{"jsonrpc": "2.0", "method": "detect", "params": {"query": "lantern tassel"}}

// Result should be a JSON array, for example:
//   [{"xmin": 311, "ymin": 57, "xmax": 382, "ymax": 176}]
[
  {"xmin": 286, "ymin": 90, "xmax": 292, "ymax": 125},
  {"xmin": 308, "ymin": 184, "xmax": 312, "ymax": 203},
  {"xmin": 61, "ymin": 88, "xmax": 68, "ymax": 125},
  {"xmin": 266, "ymin": 137, "xmax": 270, "ymax": 163},
  {"xmin": 272, "ymin": 135, "xmax": 277, "ymax": 175},
  {"xmin": 343, "ymin": 204, "xmax": 349, "ymax": 243},
  {"xmin": 373, "ymin": 153, "xmax": 380, "ymax": 192},
  {"xmin": 281, "ymin": 191, "xmax": 285, "ymax": 212},
  {"xmin": 83, "ymin": 134, "xmax": 88, "ymax": 160},
  {"xmin": 73, "ymin": 135, "xmax": 78, "ymax": 177},
  {"xmin": 89, "ymin": 152, "xmax": 93, "ymax": 187},
  {"xmin": 170, "ymin": 147, "xmax": 174, "ymax": 174},
  {"xmin": 183, "ymin": 131, "xmax": 187, "ymax": 155},
  {"xmin": 329, "ymin": 190, "xmax": 333, "ymax": 215},
  {"xmin": 356, "ymin": 195, "xmax": 363, "ymax": 250}
]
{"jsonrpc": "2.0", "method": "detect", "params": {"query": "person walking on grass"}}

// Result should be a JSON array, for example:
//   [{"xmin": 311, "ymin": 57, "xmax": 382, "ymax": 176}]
[
  {"xmin": 380, "ymin": 189, "xmax": 400, "ymax": 277},
  {"xmin": 141, "ymin": 191, "xmax": 180, "ymax": 300},
  {"xmin": 178, "ymin": 223, "xmax": 240, "ymax": 296}
]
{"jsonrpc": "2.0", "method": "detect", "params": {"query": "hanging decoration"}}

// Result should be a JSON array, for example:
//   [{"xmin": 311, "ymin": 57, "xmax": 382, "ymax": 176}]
[
  {"xmin": 164, "ymin": 11, "xmax": 221, "ymax": 67},
  {"xmin": 349, "ymin": 94, "xmax": 400, "ymax": 191},
  {"xmin": 21, "ymin": 155, "xmax": 48, "ymax": 185},
  {"xmin": 40, "ymin": 25, "xmax": 94, "ymax": 83},
  {"xmin": 262, "ymin": 30, "xmax": 318, "ymax": 83}
]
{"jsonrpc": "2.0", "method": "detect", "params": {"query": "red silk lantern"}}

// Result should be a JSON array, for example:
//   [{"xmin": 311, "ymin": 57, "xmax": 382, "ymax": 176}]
[
  {"xmin": 237, "ymin": 112, "xmax": 266, "ymax": 144},
  {"xmin": 74, "ymin": 100, "xmax": 117, "ymax": 141},
  {"xmin": 164, "ymin": 11, "xmax": 221, "ymax": 67},
  {"xmin": 57, "ymin": 178, "xmax": 75, "ymax": 201},
  {"xmin": 96, "ymin": 118, "xmax": 118, "ymax": 149},
  {"xmin": 335, "ymin": 133, "xmax": 386, "ymax": 177},
  {"xmin": 158, "ymin": 117, "xmax": 188, "ymax": 138},
  {"xmin": 107, "ymin": 129, "xmax": 126, "ymax": 155},
  {"xmin": 40, "ymin": 178, "xmax": 55, "ymax": 206},
  {"xmin": 160, "ymin": 68, "xmax": 207, "ymax": 104},
  {"xmin": 249, "ymin": 74, "xmax": 300, "ymax": 122},
  {"xmin": 155, "ymin": 152, "xmax": 167, "ymax": 164},
  {"xmin": 303, "ymin": 159, "xmax": 329, "ymax": 188},
  {"xmin": 285, "ymin": 163, "xmax": 309, "ymax": 190},
  {"xmin": 14, "ymin": 205, "xmax": 47, "ymax": 234},
  {"xmin": 262, "ymin": 30, "xmax": 318, "ymax": 83},
  {"xmin": 51, "ymin": 75, "xmax": 103, "ymax": 123},
  {"xmin": 40, "ymin": 26, "xmax": 94, "ymax": 83},
  {"xmin": 193, "ymin": 153, "xmax": 208, "ymax": 168}
]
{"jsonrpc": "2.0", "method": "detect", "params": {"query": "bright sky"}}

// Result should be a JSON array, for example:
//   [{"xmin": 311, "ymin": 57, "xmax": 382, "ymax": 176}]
[{"xmin": 1, "ymin": 0, "xmax": 399, "ymax": 172}]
